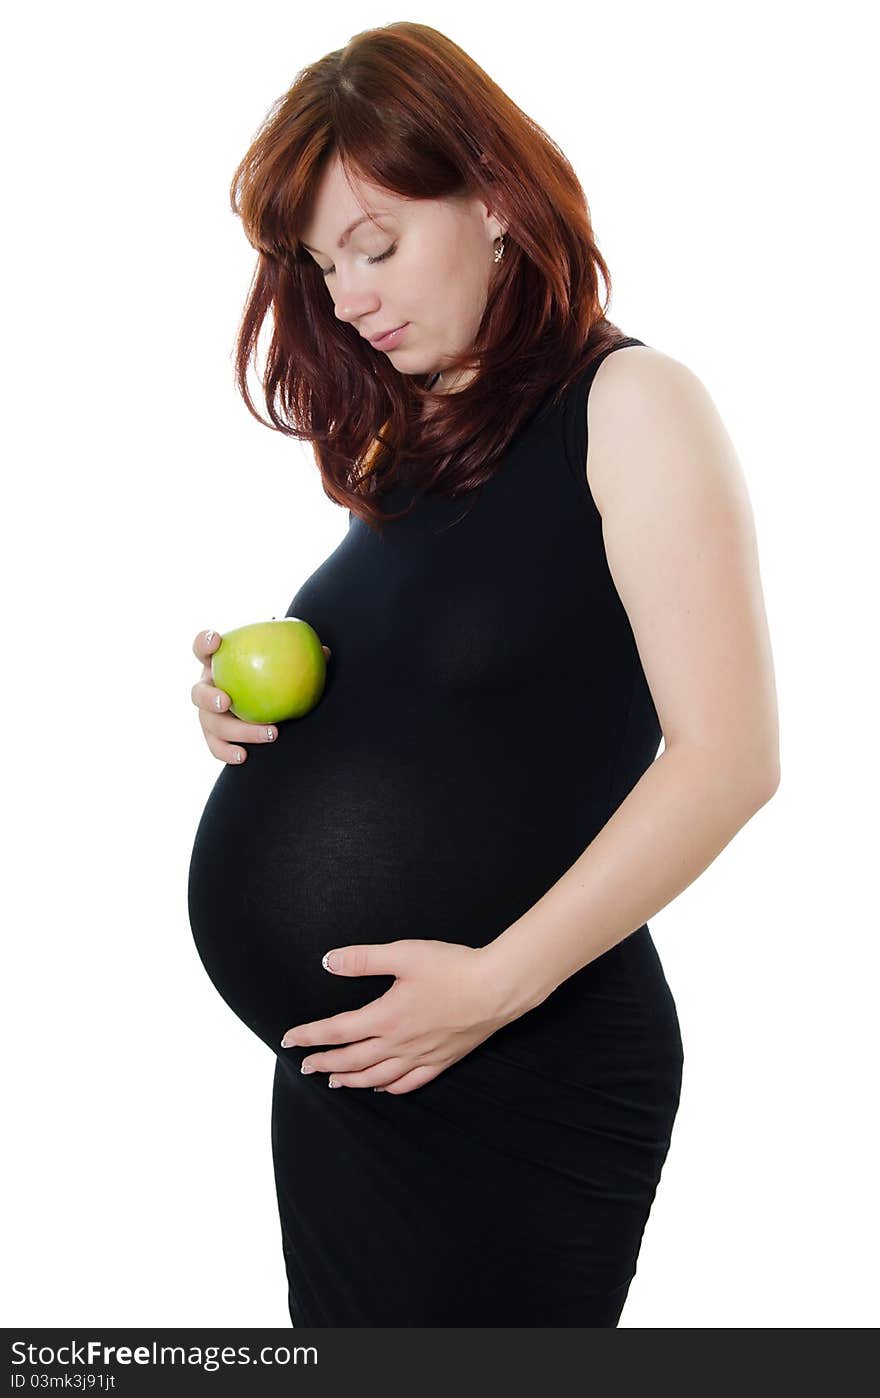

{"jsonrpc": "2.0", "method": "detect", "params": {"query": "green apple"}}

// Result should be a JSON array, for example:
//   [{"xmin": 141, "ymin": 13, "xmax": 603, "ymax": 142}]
[{"xmin": 211, "ymin": 618, "xmax": 327, "ymax": 723}]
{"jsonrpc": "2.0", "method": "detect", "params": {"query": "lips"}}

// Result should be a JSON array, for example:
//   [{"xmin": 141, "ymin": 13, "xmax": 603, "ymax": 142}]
[{"xmin": 368, "ymin": 323, "xmax": 408, "ymax": 346}]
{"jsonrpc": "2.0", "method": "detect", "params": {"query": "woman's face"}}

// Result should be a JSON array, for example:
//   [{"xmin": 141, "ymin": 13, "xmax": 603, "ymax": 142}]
[{"xmin": 299, "ymin": 153, "xmax": 505, "ymax": 391}]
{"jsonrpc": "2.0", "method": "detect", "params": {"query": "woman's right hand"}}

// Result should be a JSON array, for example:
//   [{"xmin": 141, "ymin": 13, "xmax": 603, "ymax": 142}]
[{"xmin": 191, "ymin": 628, "xmax": 332, "ymax": 764}]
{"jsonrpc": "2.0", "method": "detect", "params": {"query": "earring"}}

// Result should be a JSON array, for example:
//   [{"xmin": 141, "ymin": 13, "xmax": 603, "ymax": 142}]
[{"xmin": 494, "ymin": 233, "xmax": 506, "ymax": 264}]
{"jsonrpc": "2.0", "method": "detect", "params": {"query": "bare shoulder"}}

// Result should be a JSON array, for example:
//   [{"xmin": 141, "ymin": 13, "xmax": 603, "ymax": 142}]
[
  {"xmin": 580, "ymin": 341, "xmax": 779, "ymax": 784},
  {"xmin": 585, "ymin": 343, "xmax": 744, "ymax": 519}
]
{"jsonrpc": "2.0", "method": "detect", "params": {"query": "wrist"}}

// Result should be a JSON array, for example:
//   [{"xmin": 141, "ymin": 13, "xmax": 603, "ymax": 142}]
[{"xmin": 476, "ymin": 929, "xmax": 559, "ymax": 1026}]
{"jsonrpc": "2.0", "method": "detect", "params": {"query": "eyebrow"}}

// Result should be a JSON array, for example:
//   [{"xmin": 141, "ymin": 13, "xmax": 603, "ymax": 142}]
[{"xmin": 300, "ymin": 212, "xmax": 389, "ymax": 254}]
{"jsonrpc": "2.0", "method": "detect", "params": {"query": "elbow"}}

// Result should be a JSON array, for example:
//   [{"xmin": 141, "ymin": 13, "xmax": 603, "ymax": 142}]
[
  {"xmin": 730, "ymin": 731, "xmax": 781, "ymax": 809},
  {"xmin": 752, "ymin": 755, "xmax": 781, "ymax": 807},
  {"xmin": 668, "ymin": 740, "xmax": 781, "ymax": 810},
  {"xmin": 695, "ymin": 745, "xmax": 782, "ymax": 809}
]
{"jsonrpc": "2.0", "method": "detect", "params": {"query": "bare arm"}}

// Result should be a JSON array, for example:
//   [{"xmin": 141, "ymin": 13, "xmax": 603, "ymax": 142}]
[{"xmin": 482, "ymin": 348, "xmax": 781, "ymax": 1019}]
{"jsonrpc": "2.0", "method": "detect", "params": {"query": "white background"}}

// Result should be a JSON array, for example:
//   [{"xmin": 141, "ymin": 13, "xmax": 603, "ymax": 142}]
[{"xmin": 3, "ymin": 0, "xmax": 877, "ymax": 1328}]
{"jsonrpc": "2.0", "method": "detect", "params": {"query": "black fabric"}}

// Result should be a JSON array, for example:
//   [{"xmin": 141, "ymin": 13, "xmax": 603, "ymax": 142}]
[{"xmin": 187, "ymin": 335, "xmax": 684, "ymax": 1327}]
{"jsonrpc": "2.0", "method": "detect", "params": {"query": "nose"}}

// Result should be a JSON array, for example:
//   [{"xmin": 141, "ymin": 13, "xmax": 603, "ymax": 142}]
[{"xmin": 333, "ymin": 282, "xmax": 381, "ymax": 333}]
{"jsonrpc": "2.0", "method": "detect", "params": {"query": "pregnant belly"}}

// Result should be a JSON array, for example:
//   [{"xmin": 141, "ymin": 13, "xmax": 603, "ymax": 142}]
[
  {"xmin": 188, "ymin": 746, "xmax": 398, "ymax": 1050},
  {"xmin": 187, "ymin": 718, "xmax": 558, "ymax": 1051},
  {"xmin": 188, "ymin": 688, "xmax": 613, "ymax": 1049},
  {"xmin": 186, "ymin": 704, "xmax": 664, "ymax": 1067}
]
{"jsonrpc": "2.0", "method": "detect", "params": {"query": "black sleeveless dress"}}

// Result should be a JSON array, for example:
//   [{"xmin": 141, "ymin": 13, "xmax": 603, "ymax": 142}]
[{"xmin": 187, "ymin": 336, "xmax": 684, "ymax": 1327}]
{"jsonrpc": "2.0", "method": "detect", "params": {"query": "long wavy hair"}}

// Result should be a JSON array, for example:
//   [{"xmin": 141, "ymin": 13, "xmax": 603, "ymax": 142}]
[{"xmin": 229, "ymin": 21, "xmax": 632, "ymax": 533}]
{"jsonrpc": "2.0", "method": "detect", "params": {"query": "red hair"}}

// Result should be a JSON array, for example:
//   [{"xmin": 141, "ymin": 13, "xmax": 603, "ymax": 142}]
[{"xmin": 229, "ymin": 21, "xmax": 632, "ymax": 533}]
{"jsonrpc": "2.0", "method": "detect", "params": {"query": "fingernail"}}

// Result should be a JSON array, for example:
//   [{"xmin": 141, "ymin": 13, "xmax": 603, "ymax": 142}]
[
  {"xmin": 300, "ymin": 1063, "xmax": 315, "ymax": 1074},
  {"xmin": 266, "ymin": 727, "xmax": 275, "ymax": 741},
  {"xmin": 328, "ymin": 1077, "xmax": 341, "ymax": 1088},
  {"xmin": 373, "ymin": 1088, "xmax": 385, "ymax": 1092},
  {"xmin": 206, "ymin": 630, "xmax": 214, "ymax": 645},
  {"xmin": 215, "ymin": 695, "xmax": 223, "ymax": 710}
]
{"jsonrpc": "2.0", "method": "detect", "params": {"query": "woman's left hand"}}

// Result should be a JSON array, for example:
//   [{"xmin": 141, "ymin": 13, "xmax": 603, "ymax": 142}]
[{"xmin": 280, "ymin": 940, "xmax": 511, "ymax": 1095}]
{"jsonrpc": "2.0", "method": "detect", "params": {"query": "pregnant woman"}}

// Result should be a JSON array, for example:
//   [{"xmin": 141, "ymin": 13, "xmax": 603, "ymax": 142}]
[{"xmin": 188, "ymin": 22, "xmax": 780, "ymax": 1327}]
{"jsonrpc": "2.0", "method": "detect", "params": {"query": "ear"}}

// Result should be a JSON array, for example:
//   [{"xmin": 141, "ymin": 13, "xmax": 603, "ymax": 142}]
[{"xmin": 476, "ymin": 193, "xmax": 505, "ymax": 242}]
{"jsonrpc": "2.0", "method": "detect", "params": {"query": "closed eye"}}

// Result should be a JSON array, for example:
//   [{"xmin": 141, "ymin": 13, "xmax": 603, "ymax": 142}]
[{"xmin": 320, "ymin": 243, "xmax": 397, "ymax": 278}]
